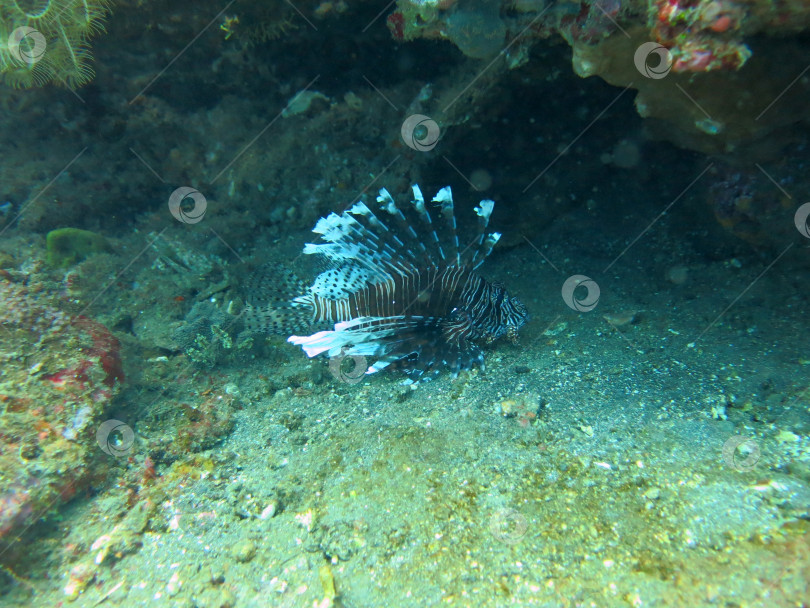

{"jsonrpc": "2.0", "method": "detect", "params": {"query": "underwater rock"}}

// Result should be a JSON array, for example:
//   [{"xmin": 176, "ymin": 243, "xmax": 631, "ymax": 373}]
[
  {"xmin": 571, "ymin": 28, "xmax": 810, "ymax": 159},
  {"xmin": 705, "ymin": 164, "xmax": 803, "ymax": 255},
  {"xmin": 444, "ymin": 0, "xmax": 506, "ymax": 59},
  {"xmin": 231, "ymin": 539, "xmax": 257, "ymax": 563},
  {"xmin": 282, "ymin": 90, "xmax": 331, "ymax": 118},
  {"xmin": 0, "ymin": 272, "xmax": 123, "ymax": 545},
  {"xmin": 388, "ymin": 0, "xmax": 810, "ymax": 159}
]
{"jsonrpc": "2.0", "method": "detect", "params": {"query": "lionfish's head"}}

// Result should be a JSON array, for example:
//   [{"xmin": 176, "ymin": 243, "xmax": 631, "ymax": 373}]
[{"xmin": 482, "ymin": 283, "xmax": 529, "ymax": 344}]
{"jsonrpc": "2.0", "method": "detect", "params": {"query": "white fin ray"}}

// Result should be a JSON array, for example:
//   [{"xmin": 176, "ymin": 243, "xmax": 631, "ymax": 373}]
[
  {"xmin": 288, "ymin": 315, "xmax": 436, "ymax": 375},
  {"xmin": 433, "ymin": 186, "xmax": 459, "ymax": 266},
  {"xmin": 302, "ymin": 185, "xmax": 501, "ymax": 295}
]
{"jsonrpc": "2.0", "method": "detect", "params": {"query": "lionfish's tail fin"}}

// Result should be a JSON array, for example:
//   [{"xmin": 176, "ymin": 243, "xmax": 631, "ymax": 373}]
[{"xmin": 242, "ymin": 267, "xmax": 315, "ymax": 334}]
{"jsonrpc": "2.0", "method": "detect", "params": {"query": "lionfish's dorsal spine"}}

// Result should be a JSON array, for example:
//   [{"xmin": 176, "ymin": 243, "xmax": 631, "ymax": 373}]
[
  {"xmin": 347, "ymin": 201, "xmax": 415, "ymax": 270},
  {"xmin": 410, "ymin": 185, "xmax": 445, "ymax": 264},
  {"xmin": 468, "ymin": 200, "xmax": 500, "ymax": 270},
  {"xmin": 303, "ymin": 207, "xmax": 399, "ymax": 279},
  {"xmin": 376, "ymin": 188, "xmax": 432, "ymax": 270},
  {"xmin": 432, "ymin": 187, "xmax": 460, "ymax": 267},
  {"xmin": 300, "ymin": 186, "xmax": 503, "ymax": 280}
]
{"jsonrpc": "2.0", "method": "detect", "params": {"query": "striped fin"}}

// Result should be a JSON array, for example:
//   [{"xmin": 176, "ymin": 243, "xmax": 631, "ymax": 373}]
[
  {"xmin": 410, "ymin": 185, "xmax": 445, "ymax": 262},
  {"xmin": 242, "ymin": 268, "xmax": 315, "ymax": 334},
  {"xmin": 376, "ymin": 188, "xmax": 434, "ymax": 270},
  {"xmin": 463, "ymin": 199, "xmax": 501, "ymax": 270},
  {"xmin": 288, "ymin": 311, "xmax": 487, "ymax": 380},
  {"xmin": 471, "ymin": 232, "xmax": 501, "ymax": 271},
  {"xmin": 288, "ymin": 315, "xmax": 439, "ymax": 375},
  {"xmin": 303, "ymin": 205, "xmax": 402, "ymax": 279},
  {"xmin": 432, "ymin": 187, "xmax": 460, "ymax": 267},
  {"xmin": 302, "ymin": 186, "xmax": 502, "ymax": 296},
  {"xmin": 304, "ymin": 201, "xmax": 428, "ymax": 278},
  {"xmin": 351, "ymin": 196, "xmax": 425, "ymax": 271}
]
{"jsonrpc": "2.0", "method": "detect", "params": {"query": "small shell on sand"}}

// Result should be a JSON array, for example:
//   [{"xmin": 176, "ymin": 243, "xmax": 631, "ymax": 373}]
[{"xmin": 602, "ymin": 311, "xmax": 639, "ymax": 326}]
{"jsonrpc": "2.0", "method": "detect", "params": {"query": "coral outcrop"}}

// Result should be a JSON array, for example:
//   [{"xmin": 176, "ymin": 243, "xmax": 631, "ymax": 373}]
[
  {"xmin": 0, "ymin": 269, "xmax": 123, "ymax": 544},
  {"xmin": 387, "ymin": 0, "xmax": 810, "ymax": 158}
]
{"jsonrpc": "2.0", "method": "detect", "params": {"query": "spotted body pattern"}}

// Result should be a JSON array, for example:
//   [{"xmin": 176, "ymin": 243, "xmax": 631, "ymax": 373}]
[{"xmin": 245, "ymin": 185, "xmax": 529, "ymax": 380}]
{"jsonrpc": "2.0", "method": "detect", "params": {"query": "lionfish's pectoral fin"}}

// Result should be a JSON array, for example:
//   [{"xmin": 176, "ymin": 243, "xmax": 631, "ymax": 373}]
[
  {"xmin": 400, "ymin": 341, "xmax": 485, "ymax": 381},
  {"xmin": 288, "ymin": 315, "xmax": 441, "ymax": 376}
]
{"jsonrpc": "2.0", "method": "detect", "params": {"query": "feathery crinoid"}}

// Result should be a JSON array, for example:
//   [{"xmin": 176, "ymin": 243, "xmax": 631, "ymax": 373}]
[
  {"xmin": 245, "ymin": 185, "xmax": 529, "ymax": 382},
  {"xmin": 0, "ymin": 0, "xmax": 113, "ymax": 88}
]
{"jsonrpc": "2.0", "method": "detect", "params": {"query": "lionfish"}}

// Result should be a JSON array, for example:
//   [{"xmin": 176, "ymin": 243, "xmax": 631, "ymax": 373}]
[{"xmin": 244, "ymin": 185, "xmax": 529, "ymax": 380}]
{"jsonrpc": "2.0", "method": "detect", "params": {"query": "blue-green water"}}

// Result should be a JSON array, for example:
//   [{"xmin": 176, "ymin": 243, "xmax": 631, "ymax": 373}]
[{"xmin": 1, "ymin": 1, "xmax": 809, "ymax": 606}]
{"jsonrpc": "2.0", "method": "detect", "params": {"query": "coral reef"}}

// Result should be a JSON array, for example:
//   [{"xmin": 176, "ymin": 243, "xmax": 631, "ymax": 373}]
[
  {"xmin": 650, "ymin": 0, "xmax": 752, "ymax": 73},
  {"xmin": 572, "ymin": 28, "xmax": 810, "ymax": 158},
  {"xmin": 705, "ymin": 163, "xmax": 805, "ymax": 252},
  {"xmin": 387, "ymin": 0, "xmax": 810, "ymax": 157},
  {"xmin": 389, "ymin": 0, "xmax": 810, "ymax": 72},
  {"xmin": 0, "ymin": 268, "xmax": 123, "ymax": 545},
  {"xmin": 0, "ymin": 0, "xmax": 113, "ymax": 88}
]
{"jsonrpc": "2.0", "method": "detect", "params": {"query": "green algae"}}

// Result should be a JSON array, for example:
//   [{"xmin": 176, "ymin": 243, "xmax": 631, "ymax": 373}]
[{"xmin": 45, "ymin": 227, "xmax": 111, "ymax": 267}]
